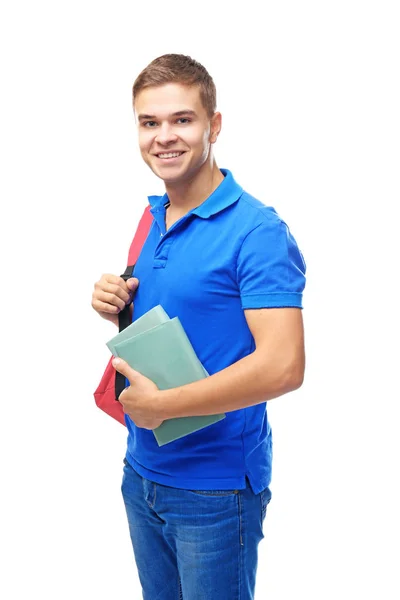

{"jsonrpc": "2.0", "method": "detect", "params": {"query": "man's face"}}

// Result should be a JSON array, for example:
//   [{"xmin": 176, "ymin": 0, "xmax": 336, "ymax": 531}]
[{"xmin": 134, "ymin": 83, "xmax": 220, "ymax": 185}]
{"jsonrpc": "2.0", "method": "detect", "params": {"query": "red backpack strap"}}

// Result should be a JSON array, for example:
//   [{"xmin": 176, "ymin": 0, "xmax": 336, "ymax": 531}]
[
  {"xmin": 119, "ymin": 205, "xmax": 153, "ymax": 283},
  {"xmin": 127, "ymin": 204, "xmax": 153, "ymax": 265}
]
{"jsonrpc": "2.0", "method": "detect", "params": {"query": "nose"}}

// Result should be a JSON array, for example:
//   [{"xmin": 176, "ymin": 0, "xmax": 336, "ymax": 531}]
[{"xmin": 155, "ymin": 123, "xmax": 178, "ymax": 146}]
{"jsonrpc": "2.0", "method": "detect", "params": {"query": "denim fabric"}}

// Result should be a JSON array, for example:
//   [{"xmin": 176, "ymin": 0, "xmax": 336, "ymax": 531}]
[{"xmin": 121, "ymin": 458, "xmax": 272, "ymax": 599}]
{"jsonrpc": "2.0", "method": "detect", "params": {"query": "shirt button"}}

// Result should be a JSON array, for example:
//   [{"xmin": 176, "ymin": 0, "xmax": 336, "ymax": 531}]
[{"xmin": 160, "ymin": 233, "xmax": 163, "ymax": 237}]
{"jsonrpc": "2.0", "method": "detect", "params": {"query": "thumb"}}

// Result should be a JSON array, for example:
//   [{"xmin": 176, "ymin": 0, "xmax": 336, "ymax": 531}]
[
  {"xmin": 112, "ymin": 357, "xmax": 139, "ymax": 381},
  {"xmin": 126, "ymin": 277, "xmax": 139, "ymax": 291}
]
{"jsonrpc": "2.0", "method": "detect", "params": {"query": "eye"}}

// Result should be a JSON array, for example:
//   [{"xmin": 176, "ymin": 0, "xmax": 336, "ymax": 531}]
[
  {"xmin": 143, "ymin": 121, "xmax": 157, "ymax": 128},
  {"xmin": 176, "ymin": 118, "xmax": 191, "ymax": 124}
]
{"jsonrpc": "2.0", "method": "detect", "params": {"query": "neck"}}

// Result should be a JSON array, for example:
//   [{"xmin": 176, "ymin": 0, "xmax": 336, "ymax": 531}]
[{"xmin": 164, "ymin": 158, "xmax": 224, "ymax": 214}]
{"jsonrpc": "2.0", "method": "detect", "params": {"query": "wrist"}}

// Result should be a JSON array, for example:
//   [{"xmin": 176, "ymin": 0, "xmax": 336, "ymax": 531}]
[{"xmin": 155, "ymin": 388, "xmax": 178, "ymax": 420}]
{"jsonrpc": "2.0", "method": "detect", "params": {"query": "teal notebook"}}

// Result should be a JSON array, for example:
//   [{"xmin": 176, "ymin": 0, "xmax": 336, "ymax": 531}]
[
  {"xmin": 107, "ymin": 305, "xmax": 171, "ymax": 350},
  {"xmin": 106, "ymin": 306, "xmax": 225, "ymax": 446}
]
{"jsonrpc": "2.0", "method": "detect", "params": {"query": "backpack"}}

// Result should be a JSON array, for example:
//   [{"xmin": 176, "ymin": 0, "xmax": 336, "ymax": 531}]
[{"xmin": 93, "ymin": 205, "xmax": 153, "ymax": 425}]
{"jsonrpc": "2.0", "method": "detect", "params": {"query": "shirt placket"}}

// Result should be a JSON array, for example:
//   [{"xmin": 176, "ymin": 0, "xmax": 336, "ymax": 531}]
[{"xmin": 151, "ymin": 207, "xmax": 193, "ymax": 269}]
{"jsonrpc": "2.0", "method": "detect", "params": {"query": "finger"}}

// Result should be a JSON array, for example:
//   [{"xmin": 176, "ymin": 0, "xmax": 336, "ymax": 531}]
[
  {"xmin": 118, "ymin": 387, "xmax": 130, "ymax": 406},
  {"xmin": 93, "ymin": 291, "xmax": 126, "ymax": 312},
  {"xmin": 139, "ymin": 419, "xmax": 163, "ymax": 430},
  {"xmin": 95, "ymin": 281, "xmax": 131, "ymax": 305},
  {"xmin": 92, "ymin": 298, "xmax": 120, "ymax": 314},
  {"xmin": 139, "ymin": 422, "xmax": 158, "ymax": 430},
  {"xmin": 126, "ymin": 277, "xmax": 139, "ymax": 291},
  {"xmin": 127, "ymin": 418, "xmax": 161, "ymax": 430},
  {"xmin": 96, "ymin": 275, "xmax": 133, "ymax": 300},
  {"xmin": 106, "ymin": 275, "xmax": 136, "ymax": 298},
  {"xmin": 112, "ymin": 358, "xmax": 140, "ymax": 380},
  {"xmin": 102, "ymin": 274, "xmax": 131, "ymax": 288}
]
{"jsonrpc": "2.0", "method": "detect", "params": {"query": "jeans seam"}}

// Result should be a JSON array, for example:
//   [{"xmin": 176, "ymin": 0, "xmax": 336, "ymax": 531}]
[
  {"xmin": 238, "ymin": 491, "xmax": 244, "ymax": 546},
  {"xmin": 178, "ymin": 576, "xmax": 182, "ymax": 600},
  {"xmin": 238, "ymin": 491, "xmax": 243, "ymax": 600},
  {"xmin": 153, "ymin": 482, "xmax": 157, "ymax": 509}
]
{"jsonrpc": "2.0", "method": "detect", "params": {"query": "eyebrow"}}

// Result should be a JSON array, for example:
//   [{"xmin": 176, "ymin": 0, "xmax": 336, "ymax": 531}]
[{"xmin": 137, "ymin": 110, "xmax": 197, "ymax": 121}]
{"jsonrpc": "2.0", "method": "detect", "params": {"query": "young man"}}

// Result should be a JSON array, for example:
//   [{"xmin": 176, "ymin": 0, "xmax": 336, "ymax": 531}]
[{"xmin": 92, "ymin": 54, "xmax": 306, "ymax": 599}]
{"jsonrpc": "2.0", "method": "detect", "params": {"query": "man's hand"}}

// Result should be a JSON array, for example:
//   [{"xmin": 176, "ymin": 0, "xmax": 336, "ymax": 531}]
[
  {"xmin": 112, "ymin": 358, "xmax": 164, "ymax": 430},
  {"xmin": 91, "ymin": 274, "xmax": 139, "ymax": 326}
]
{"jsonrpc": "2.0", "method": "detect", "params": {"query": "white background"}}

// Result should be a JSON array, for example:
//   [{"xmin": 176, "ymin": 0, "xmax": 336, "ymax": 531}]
[{"xmin": 1, "ymin": 1, "xmax": 399, "ymax": 598}]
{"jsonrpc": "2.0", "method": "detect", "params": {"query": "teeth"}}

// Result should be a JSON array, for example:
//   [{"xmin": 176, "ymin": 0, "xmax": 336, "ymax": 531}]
[{"xmin": 158, "ymin": 152, "xmax": 182, "ymax": 159}]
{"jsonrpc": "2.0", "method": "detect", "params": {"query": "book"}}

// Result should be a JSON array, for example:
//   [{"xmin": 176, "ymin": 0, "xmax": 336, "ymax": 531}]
[
  {"xmin": 106, "ymin": 306, "xmax": 225, "ymax": 446},
  {"xmin": 107, "ymin": 305, "xmax": 170, "ymax": 353}
]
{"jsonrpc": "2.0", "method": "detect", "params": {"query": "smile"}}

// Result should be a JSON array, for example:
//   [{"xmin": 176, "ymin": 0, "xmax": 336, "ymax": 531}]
[{"xmin": 156, "ymin": 152, "xmax": 185, "ymax": 159}]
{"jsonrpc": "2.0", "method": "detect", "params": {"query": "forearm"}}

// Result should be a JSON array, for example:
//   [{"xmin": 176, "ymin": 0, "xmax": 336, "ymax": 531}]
[{"xmin": 157, "ymin": 348, "xmax": 304, "ymax": 419}]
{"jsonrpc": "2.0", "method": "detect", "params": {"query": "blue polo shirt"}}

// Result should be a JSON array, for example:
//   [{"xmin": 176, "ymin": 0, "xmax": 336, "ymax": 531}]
[{"xmin": 124, "ymin": 169, "xmax": 306, "ymax": 494}]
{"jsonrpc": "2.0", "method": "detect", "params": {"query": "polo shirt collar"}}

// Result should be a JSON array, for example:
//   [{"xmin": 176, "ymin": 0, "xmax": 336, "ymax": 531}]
[{"xmin": 147, "ymin": 169, "xmax": 243, "ymax": 218}]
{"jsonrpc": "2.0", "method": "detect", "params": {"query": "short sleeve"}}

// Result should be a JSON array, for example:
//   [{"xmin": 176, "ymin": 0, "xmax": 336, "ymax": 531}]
[{"xmin": 237, "ymin": 218, "xmax": 306, "ymax": 309}]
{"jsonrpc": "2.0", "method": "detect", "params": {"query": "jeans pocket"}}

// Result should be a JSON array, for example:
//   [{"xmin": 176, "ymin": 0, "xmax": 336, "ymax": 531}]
[{"xmin": 260, "ymin": 486, "xmax": 272, "ymax": 521}]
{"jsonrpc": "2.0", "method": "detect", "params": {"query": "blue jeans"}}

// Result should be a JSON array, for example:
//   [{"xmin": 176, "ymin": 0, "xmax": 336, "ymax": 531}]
[{"xmin": 121, "ymin": 458, "xmax": 272, "ymax": 599}]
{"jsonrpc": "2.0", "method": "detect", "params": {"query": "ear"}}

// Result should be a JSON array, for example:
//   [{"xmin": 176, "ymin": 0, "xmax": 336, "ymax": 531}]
[{"xmin": 210, "ymin": 112, "xmax": 222, "ymax": 144}]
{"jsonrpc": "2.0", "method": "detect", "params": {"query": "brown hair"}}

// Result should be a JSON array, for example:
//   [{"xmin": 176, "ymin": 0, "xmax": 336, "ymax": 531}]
[{"xmin": 132, "ymin": 54, "xmax": 217, "ymax": 117}]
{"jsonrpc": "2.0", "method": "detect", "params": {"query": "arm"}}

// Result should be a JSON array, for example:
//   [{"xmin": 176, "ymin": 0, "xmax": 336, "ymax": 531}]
[
  {"xmin": 157, "ymin": 307, "xmax": 305, "ymax": 419},
  {"xmin": 114, "ymin": 213, "xmax": 306, "ymax": 428}
]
